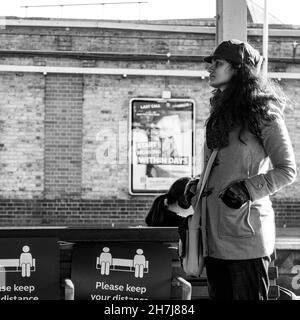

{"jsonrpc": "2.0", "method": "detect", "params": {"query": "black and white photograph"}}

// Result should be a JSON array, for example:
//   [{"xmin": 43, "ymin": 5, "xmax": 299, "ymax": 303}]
[{"xmin": 0, "ymin": 0, "xmax": 300, "ymax": 312}]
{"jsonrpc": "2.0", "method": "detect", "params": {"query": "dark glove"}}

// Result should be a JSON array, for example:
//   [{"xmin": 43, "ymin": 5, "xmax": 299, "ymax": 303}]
[
  {"xmin": 219, "ymin": 181, "xmax": 250, "ymax": 209},
  {"xmin": 184, "ymin": 178, "xmax": 199, "ymax": 206}
]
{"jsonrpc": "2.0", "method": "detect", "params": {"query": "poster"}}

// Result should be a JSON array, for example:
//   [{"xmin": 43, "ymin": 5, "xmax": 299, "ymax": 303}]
[
  {"xmin": 71, "ymin": 242, "xmax": 172, "ymax": 300},
  {"xmin": 129, "ymin": 98, "xmax": 195, "ymax": 194},
  {"xmin": 0, "ymin": 238, "xmax": 60, "ymax": 300}
]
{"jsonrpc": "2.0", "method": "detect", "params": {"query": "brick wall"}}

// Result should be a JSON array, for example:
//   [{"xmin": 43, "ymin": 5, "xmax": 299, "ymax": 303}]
[
  {"xmin": 82, "ymin": 75, "xmax": 209, "ymax": 199},
  {"xmin": 0, "ymin": 72, "xmax": 44, "ymax": 199},
  {"xmin": 278, "ymin": 79, "xmax": 300, "ymax": 196},
  {"xmin": 0, "ymin": 19, "xmax": 300, "ymax": 227},
  {"xmin": 0, "ymin": 25, "xmax": 214, "ymax": 56},
  {"xmin": 44, "ymin": 74, "xmax": 83, "ymax": 199},
  {"xmin": 0, "ymin": 197, "xmax": 298, "ymax": 227},
  {"xmin": 0, "ymin": 198, "xmax": 153, "ymax": 226}
]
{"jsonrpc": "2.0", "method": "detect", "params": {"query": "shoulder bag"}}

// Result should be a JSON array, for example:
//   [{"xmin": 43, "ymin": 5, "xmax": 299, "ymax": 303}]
[{"xmin": 178, "ymin": 149, "xmax": 218, "ymax": 277}]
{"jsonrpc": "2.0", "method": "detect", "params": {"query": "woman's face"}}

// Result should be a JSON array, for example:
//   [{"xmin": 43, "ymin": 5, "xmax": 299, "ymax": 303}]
[{"xmin": 206, "ymin": 58, "xmax": 236, "ymax": 91}]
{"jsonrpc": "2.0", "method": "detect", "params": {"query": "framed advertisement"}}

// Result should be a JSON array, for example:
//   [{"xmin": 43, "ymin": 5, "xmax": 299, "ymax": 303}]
[{"xmin": 129, "ymin": 98, "xmax": 195, "ymax": 195}]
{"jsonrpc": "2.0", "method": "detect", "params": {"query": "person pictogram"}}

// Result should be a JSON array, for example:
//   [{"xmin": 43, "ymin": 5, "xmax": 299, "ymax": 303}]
[
  {"xmin": 19, "ymin": 245, "xmax": 33, "ymax": 277},
  {"xmin": 133, "ymin": 249, "xmax": 146, "ymax": 278},
  {"xmin": 99, "ymin": 247, "xmax": 112, "ymax": 275}
]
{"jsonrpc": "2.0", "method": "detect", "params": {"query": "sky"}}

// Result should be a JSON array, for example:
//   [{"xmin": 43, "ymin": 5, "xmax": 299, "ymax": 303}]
[{"xmin": 0, "ymin": 0, "xmax": 299, "ymax": 25}]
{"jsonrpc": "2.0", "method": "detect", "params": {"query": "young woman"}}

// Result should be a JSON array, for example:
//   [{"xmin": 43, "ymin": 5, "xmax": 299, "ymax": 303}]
[
  {"xmin": 145, "ymin": 177, "xmax": 193, "ymax": 227},
  {"xmin": 185, "ymin": 39, "xmax": 297, "ymax": 300}
]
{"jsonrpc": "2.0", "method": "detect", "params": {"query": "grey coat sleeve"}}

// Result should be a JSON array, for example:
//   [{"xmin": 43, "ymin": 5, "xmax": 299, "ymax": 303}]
[{"xmin": 244, "ymin": 113, "xmax": 297, "ymax": 202}]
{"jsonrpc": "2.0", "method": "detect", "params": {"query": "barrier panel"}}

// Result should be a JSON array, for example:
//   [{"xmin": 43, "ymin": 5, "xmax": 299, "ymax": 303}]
[
  {"xmin": 275, "ymin": 236, "xmax": 300, "ymax": 296},
  {"xmin": 1, "ymin": 227, "xmax": 295, "ymax": 300},
  {"xmin": 71, "ymin": 242, "xmax": 172, "ymax": 300},
  {"xmin": 0, "ymin": 227, "xmax": 183, "ymax": 299},
  {"xmin": 0, "ymin": 237, "xmax": 60, "ymax": 300}
]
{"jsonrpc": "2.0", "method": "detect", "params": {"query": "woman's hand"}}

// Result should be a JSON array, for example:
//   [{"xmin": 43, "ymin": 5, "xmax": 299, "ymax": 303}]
[
  {"xmin": 184, "ymin": 178, "xmax": 200, "ymax": 206},
  {"xmin": 219, "ymin": 181, "xmax": 250, "ymax": 209}
]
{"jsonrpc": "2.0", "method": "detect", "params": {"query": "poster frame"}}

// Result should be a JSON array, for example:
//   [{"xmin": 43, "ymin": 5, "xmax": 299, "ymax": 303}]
[{"xmin": 128, "ymin": 97, "xmax": 195, "ymax": 195}]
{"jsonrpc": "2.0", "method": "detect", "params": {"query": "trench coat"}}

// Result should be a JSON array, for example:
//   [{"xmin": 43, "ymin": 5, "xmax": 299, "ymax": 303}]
[{"xmin": 196, "ymin": 108, "xmax": 297, "ymax": 260}]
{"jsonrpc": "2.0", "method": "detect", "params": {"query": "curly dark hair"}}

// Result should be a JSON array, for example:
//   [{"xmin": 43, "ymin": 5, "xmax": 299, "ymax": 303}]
[{"xmin": 206, "ymin": 61, "xmax": 287, "ymax": 150}]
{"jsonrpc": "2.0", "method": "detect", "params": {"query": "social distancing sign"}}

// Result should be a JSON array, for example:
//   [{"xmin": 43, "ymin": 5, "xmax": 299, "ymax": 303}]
[
  {"xmin": 71, "ymin": 242, "xmax": 172, "ymax": 300},
  {"xmin": 0, "ymin": 238, "xmax": 60, "ymax": 300}
]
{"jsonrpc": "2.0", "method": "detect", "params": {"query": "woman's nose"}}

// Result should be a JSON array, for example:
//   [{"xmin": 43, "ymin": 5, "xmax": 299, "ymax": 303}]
[{"xmin": 207, "ymin": 64, "xmax": 214, "ymax": 73}]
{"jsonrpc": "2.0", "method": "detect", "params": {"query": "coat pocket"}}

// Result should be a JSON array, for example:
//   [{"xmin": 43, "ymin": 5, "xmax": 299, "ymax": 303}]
[{"xmin": 218, "ymin": 199, "xmax": 255, "ymax": 238}]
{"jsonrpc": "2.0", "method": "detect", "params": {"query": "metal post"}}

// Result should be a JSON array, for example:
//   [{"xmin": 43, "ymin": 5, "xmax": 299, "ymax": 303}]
[
  {"xmin": 216, "ymin": 0, "xmax": 247, "ymax": 44},
  {"xmin": 263, "ymin": 0, "xmax": 268, "ymax": 78},
  {"xmin": 138, "ymin": 2, "xmax": 141, "ymax": 20},
  {"xmin": 0, "ymin": 266, "xmax": 6, "ymax": 287}
]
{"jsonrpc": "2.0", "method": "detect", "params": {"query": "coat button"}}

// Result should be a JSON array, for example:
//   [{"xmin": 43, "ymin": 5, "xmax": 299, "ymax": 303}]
[{"xmin": 257, "ymin": 183, "xmax": 263, "ymax": 189}]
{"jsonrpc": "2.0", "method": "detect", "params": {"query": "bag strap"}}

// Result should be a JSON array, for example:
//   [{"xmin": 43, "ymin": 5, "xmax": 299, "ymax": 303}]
[
  {"xmin": 192, "ymin": 149, "xmax": 218, "ymax": 225},
  {"xmin": 199, "ymin": 149, "xmax": 218, "ymax": 196}
]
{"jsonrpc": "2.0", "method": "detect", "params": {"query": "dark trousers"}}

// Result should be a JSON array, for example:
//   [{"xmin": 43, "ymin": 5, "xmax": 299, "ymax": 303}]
[{"xmin": 205, "ymin": 256, "xmax": 271, "ymax": 300}]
